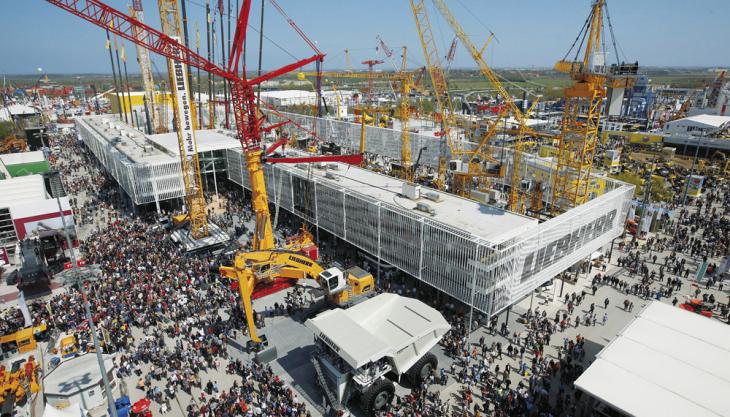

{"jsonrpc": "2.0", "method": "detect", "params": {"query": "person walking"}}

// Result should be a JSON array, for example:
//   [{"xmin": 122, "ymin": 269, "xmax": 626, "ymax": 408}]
[
  {"xmin": 604, "ymin": 297, "xmax": 610, "ymax": 309},
  {"xmin": 602, "ymin": 312, "xmax": 608, "ymax": 326}
]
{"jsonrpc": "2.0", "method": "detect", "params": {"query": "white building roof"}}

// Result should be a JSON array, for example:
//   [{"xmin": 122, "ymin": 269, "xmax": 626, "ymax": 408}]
[
  {"xmin": 574, "ymin": 301, "xmax": 730, "ymax": 417},
  {"xmin": 147, "ymin": 129, "xmax": 241, "ymax": 154},
  {"xmin": 305, "ymin": 293, "xmax": 450, "ymax": 369},
  {"xmin": 3, "ymin": 104, "xmax": 40, "ymax": 116},
  {"xmin": 257, "ymin": 90, "xmax": 316, "ymax": 99},
  {"xmin": 0, "ymin": 151, "xmax": 46, "ymax": 166},
  {"xmin": 275, "ymin": 152, "xmax": 538, "ymax": 245},
  {"xmin": 0, "ymin": 175, "xmax": 48, "ymax": 208},
  {"xmin": 43, "ymin": 353, "xmax": 115, "ymax": 396},
  {"xmin": 76, "ymin": 115, "xmax": 175, "ymax": 164},
  {"xmin": 668, "ymin": 114, "xmax": 730, "ymax": 129}
]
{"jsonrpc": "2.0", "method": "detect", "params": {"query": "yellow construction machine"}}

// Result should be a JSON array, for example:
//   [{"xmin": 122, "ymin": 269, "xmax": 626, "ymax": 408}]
[
  {"xmin": 0, "ymin": 324, "xmax": 47, "ymax": 354},
  {"xmin": 219, "ymin": 251, "xmax": 374, "ymax": 345},
  {"xmin": 0, "ymin": 356, "xmax": 40, "ymax": 411}
]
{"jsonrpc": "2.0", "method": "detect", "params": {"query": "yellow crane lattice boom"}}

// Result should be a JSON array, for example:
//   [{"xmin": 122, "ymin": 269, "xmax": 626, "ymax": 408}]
[{"xmin": 158, "ymin": 0, "xmax": 208, "ymax": 238}]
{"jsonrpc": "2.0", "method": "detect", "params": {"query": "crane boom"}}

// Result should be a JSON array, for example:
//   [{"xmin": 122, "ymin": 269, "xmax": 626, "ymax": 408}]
[
  {"xmin": 409, "ymin": 0, "xmax": 459, "ymax": 189},
  {"xmin": 129, "ymin": 5, "xmax": 158, "ymax": 133},
  {"xmin": 429, "ymin": 0, "xmax": 538, "ymax": 208},
  {"xmin": 43, "ymin": 0, "xmax": 328, "ymax": 250},
  {"xmin": 43, "ymin": 0, "xmax": 367, "ymax": 347},
  {"xmin": 157, "ymin": 0, "xmax": 208, "ymax": 238}
]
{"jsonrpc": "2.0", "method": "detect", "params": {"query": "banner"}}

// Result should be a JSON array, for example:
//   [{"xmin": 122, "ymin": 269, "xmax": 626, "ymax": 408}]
[
  {"xmin": 687, "ymin": 175, "xmax": 704, "ymax": 198},
  {"xmin": 511, "ymin": 185, "xmax": 633, "ymax": 303},
  {"xmin": 169, "ymin": 36, "xmax": 197, "ymax": 189},
  {"xmin": 18, "ymin": 291, "xmax": 32, "ymax": 327},
  {"xmin": 641, "ymin": 208, "xmax": 653, "ymax": 234}
]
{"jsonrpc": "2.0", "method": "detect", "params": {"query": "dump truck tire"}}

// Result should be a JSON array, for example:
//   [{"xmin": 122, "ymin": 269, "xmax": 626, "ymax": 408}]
[
  {"xmin": 361, "ymin": 378, "xmax": 394, "ymax": 415},
  {"xmin": 407, "ymin": 352, "xmax": 437, "ymax": 386}
]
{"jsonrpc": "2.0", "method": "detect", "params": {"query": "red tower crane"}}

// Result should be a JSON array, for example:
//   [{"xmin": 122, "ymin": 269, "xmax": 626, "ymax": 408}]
[
  {"xmin": 361, "ymin": 59, "xmax": 385, "ymax": 104},
  {"xmin": 43, "ymin": 0, "xmax": 363, "ymax": 251}
]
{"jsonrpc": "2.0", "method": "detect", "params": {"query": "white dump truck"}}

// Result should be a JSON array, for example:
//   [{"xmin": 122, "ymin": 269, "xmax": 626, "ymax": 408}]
[{"xmin": 305, "ymin": 293, "xmax": 451, "ymax": 415}]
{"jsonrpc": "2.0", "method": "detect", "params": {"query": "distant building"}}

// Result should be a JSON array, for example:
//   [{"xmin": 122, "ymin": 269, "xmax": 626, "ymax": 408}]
[
  {"xmin": 664, "ymin": 114, "xmax": 730, "ymax": 136},
  {"xmin": 0, "ymin": 174, "xmax": 73, "ymax": 256},
  {"xmin": 257, "ymin": 90, "xmax": 317, "ymax": 107},
  {"xmin": 0, "ymin": 151, "xmax": 50, "ymax": 178}
]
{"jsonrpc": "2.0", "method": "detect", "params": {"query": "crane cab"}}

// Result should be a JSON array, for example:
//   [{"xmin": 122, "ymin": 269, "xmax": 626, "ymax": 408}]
[
  {"xmin": 318, "ymin": 266, "xmax": 375, "ymax": 306},
  {"xmin": 318, "ymin": 267, "xmax": 347, "ymax": 295}
]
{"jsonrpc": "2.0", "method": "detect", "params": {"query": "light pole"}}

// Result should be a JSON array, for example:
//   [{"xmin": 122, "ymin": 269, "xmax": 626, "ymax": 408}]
[
  {"xmin": 46, "ymin": 171, "xmax": 119, "ymax": 417},
  {"xmin": 681, "ymin": 136, "xmax": 702, "ymax": 208}
]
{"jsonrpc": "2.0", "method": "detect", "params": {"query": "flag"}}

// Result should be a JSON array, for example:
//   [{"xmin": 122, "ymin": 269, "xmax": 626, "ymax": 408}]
[
  {"xmin": 121, "ymin": 46, "xmax": 126, "ymax": 63},
  {"xmin": 641, "ymin": 208, "xmax": 652, "ymax": 234},
  {"xmin": 18, "ymin": 291, "xmax": 32, "ymax": 327},
  {"xmin": 106, "ymin": 39, "xmax": 110, "ymax": 50}
]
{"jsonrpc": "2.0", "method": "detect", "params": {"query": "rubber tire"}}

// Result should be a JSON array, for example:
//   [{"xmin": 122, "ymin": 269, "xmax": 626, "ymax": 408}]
[
  {"xmin": 361, "ymin": 378, "xmax": 394, "ymax": 416},
  {"xmin": 407, "ymin": 352, "xmax": 437, "ymax": 386}
]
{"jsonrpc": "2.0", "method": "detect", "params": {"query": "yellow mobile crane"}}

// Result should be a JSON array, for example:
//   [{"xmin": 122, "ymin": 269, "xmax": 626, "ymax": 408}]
[
  {"xmin": 43, "ymin": 0, "xmax": 364, "ymax": 354},
  {"xmin": 219, "ymin": 251, "xmax": 374, "ymax": 344},
  {"xmin": 551, "ymin": 0, "xmax": 637, "ymax": 214},
  {"xmin": 158, "ymin": 0, "xmax": 208, "ymax": 238}
]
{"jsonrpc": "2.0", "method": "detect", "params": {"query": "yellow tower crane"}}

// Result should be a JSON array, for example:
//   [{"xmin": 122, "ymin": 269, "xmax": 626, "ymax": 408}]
[
  {"xmin": 409, "ymin": 0, "xmax": 461, "ymax": 191},
  {"xmin": 299, "ymin": 65, "xmax": 424, "ymax": 181},
  {"xmin": 429, "ymin": 0, "xmax": 541, "ymax": 204},
  {"xmin": 550, "ymin": 0, "xmax": 636, "ymax": 214},
  {"xmin": 158, "ymin": 0, "xmax": 209, "ymax": 238}
]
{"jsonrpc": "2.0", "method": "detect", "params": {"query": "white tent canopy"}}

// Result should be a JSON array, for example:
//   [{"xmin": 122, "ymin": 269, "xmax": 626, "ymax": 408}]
[{"xmin": 575, "ymin": 301, "xmax": 730, "ymax": 417}]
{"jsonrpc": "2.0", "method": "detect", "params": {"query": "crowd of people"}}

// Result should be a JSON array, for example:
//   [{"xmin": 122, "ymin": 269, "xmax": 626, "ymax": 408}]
[{"xmin": 1, "ymin": 126, "xmax": 728, "ymax": 417}]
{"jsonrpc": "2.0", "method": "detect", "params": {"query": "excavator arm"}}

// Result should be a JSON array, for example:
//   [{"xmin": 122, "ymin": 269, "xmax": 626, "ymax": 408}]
[{"xmin": 219, "ymin": 250, "xmax": 325, "ymax": 344}]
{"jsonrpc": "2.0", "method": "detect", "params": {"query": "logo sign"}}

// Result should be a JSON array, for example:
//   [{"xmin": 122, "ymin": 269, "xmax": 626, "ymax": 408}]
[
  {"xmin": 0, "ymin": 247, "xmax": 8, "ymax": 266},
  {"xmin": 520, "ymin": 209, "xmax": 617, "ymax": 282},
  {"xmin": 170, "ymin": 37, "xmax": 197, "ymax": 182},
  {"xmin": 318, "ymin": 332, "xmax": 341, "ymax": 353},
  {"xmin": 63, "ymin": 260, "xmax": 86, "ymax": 270}
]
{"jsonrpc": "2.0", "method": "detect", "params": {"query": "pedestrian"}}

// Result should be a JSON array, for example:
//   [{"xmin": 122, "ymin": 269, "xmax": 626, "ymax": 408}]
[
  {"xmin": 604, "ymin": 297, "xmax": 610, "ymax": 309},
  {"xmin": 602, "ymin": 312, "xmax": 608, "ymax": 325}
]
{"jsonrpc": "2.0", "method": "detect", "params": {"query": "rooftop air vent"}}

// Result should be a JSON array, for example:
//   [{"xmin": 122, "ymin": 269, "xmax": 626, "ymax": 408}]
[
  {"xmin": 423, "ymin": 191, "xmax": 441, "ymax": 202},
  {"xmin": 415, "ymin": 202, "xmax": 435, "ymax": 215}
]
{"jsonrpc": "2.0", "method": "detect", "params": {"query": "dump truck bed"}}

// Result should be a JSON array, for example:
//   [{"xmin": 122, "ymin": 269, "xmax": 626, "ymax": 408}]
[{"xmin": 305, "ymin": 293, "xmax": 450, "ymax": 373}]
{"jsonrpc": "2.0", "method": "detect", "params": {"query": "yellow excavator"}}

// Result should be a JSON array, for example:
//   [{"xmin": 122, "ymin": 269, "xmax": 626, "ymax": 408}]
[
  {"xmin": 0, "ymin": 355, "xmax": 40, "ymax": 412},
  {"xmin": 219, "ymin": 250, "xmax": 374, "ymax": 345}
]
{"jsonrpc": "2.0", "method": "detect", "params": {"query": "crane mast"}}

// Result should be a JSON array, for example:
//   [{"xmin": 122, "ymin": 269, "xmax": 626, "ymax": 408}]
[
  {"xmin": 157, "ymin": 0, "xmax": 209, "ymax": 239},
  {"xmin": 550, "ymin": 0, "xmax": 635, "ymax": 214},
  {"xmin": 129, "ymin": 1, "xmax": 159, "ymax": 133}
]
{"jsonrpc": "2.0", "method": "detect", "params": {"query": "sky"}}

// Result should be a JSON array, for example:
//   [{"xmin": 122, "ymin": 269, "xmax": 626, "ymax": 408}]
[{"xmin": 1, "ymin": 0, "xmax": 728, "ymax": 76}]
